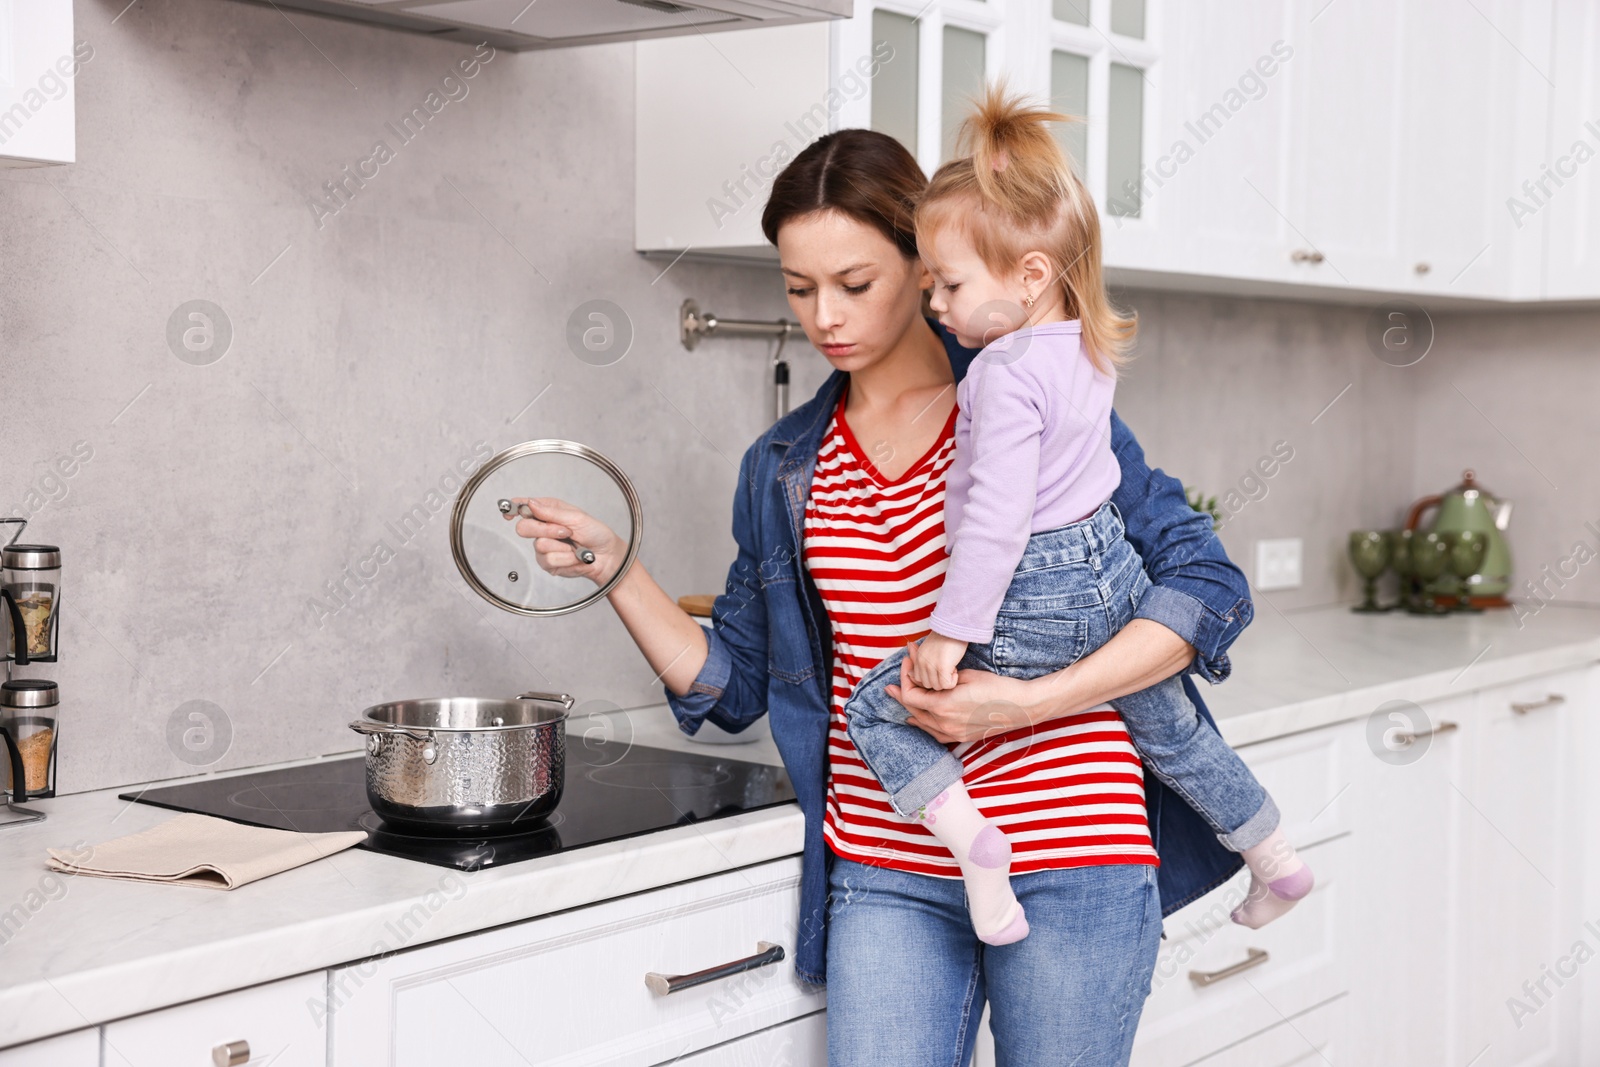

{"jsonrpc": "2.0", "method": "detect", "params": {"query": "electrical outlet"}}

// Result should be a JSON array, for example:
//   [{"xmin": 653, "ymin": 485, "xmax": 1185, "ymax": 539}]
[{"xmin": 1255, "ymin": 538, "xmax": 1303, "ymax": 591}]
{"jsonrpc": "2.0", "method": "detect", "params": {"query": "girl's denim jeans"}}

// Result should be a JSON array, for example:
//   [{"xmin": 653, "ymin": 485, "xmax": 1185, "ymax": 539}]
[
  {"xmin": 842, "ymin": 500, "xmax": 1277, "ymax": 852},
  {"xmin": 825, "ymin": 853, "xmax": 1162, "ymax": 1066}
]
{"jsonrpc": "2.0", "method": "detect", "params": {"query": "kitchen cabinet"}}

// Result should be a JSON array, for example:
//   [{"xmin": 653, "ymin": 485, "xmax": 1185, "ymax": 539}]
[
  {"xmin": 102, "ymin": 972, "xmax": 327, "ymax": 1067},
  {"xmin": 1120, "ymin": 661, "xmax": 1596, "ymax": 1067},
  {"xmin": 0, "ymin": 1029, "xmax": 97, "ymax": 1067},
  {"xmin": 328, "ymin": 856, "xmax": 825, "ymax": 1066},
  {"xmin": 1449, "ymin": 669, "xmax": 1588, "ymax": 1067},
  {"xmin": 0, "ymin": 0, "xmax": 80, "ymax": 167},
  {"xmin": 635, "ymin": 0, "xmax": 1156, "ymax": 264},
  {"xmin": 665, "ymin": 1010, "xmax": 827, "ymax": 1065},
  {"xmin": 636, "ymin": 0, "xmax": 1600, "ymax": 306},
  {"xmin": 1541, "ymin": 0, "xmax": 1600, "ymax": 300}
]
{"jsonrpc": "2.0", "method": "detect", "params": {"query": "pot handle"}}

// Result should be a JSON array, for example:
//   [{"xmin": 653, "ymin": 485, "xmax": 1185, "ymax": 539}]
[
  {"xmin": 347, "ymin": 720, "xmax": 435, "ymax": 742},
  {"xmin": 517, "ymin": 691, "xmax": 576, "ymax": 711}
]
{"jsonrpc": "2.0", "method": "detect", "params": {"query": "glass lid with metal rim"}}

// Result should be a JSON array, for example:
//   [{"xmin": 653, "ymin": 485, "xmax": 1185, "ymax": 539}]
[{"xmin": 450, "ymin": 440, "xmax": 642, "ymax": 617}]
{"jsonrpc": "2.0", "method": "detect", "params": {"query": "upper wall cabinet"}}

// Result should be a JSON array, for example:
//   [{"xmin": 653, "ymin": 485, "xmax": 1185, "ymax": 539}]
[
  {"xmin": 635, "ymin": 0, "xmax": 1600, "ymax": 304},
  {"xmin": 1541, "ymin": 0, "xmax": 1600, "ymax": 300},
  {"xmin": 0, "ymin": 0, "xmax": 80, "ymax": 167}
]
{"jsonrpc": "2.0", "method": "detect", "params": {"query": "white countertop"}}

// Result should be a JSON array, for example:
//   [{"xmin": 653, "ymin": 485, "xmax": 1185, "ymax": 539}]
[{"xmin": 3, "ymin": 603, "xmax": 1598, "ymax": 1049}]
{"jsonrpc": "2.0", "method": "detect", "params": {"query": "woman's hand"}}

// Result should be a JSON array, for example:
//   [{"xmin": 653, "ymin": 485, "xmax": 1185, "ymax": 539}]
[
  {"xmin": 886, "ymin": 655, "xmax": 1037, "ymax": 743},
  {"xmin": 503, "ymin": 496, "xmax": 626, "ymax": 586}
]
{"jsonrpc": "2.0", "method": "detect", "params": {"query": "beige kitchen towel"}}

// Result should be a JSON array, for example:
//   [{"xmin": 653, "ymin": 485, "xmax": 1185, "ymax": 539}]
[{"xmin": 46, "ymin": 813, "xmax": 368, "ymax": 889}]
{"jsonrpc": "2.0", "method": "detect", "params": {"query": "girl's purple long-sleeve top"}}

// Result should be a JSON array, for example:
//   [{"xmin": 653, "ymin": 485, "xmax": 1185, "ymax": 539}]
[{"xmin": 927, "ymin": 321, "xmax": 1122, "ymax": 645}]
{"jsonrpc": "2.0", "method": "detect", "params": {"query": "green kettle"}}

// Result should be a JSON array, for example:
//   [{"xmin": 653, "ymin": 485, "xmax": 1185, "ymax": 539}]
[{"xmin": 1405, "ymin": 469, "xmax": 1513, "ymax": 606}]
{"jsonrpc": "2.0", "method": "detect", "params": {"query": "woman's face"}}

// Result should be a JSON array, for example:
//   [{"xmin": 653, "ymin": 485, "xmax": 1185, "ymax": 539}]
[{"xmin": 775, "ymin": 209, "xmax": 932, "ymax": 374}]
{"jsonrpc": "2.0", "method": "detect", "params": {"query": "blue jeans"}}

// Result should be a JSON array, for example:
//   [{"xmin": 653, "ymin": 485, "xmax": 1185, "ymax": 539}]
[
  {"xmin": 843, "ymin": 500, "xmax": 1277, "ymax": 851},
  {"xmin": 825, "ymin": 854, "xmax": 1162, "ymax": 1066}
]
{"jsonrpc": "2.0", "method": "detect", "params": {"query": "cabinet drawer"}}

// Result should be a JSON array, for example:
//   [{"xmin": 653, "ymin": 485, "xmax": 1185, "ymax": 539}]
[
  {"xmin": 1136, "ymin": 992, "xmax": 1346, "ymax": 1067},
  {"xmin": 103, "ymin": 973, "xmax": 327, "ymax": 1067},
  {"xmin": 0, "ymin": 1029, "xmax": 98, "ymax": 1067},
  {"xmin": 668, "ymin": 1011, "xmax": 826, "ymax": 1066},
  {"xmin": 330, "ymin": 856, "xmax": 823, "ymax": 1066},
  {"xmin": 1132, "ymin": 833, "xmax": 1348, "ymax": 1067}
]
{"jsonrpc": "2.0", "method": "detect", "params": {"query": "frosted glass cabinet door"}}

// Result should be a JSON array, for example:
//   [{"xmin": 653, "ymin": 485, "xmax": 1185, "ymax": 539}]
[
  {"xmin": 1050, "ymin": 49, "xmax": 1090, "ymax": 180},
  {"xmin": 870, "ymin": 9, "xmax": 920, "ymax": 159},
  {"xmin": 940, "ymin": 25, "xmax": 987, "ymax": 163}
]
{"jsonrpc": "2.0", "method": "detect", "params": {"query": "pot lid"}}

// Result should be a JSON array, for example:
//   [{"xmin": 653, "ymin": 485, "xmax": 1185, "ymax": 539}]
[{"xmin": 449, "ymin": 440, "xmax": 642, "ymax": 617}]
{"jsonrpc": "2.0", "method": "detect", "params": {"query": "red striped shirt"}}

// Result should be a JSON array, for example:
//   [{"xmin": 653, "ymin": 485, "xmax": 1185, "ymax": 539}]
[{"xmin": 806, "ymin": 386, "xmax": 1158, "ymax": 878}]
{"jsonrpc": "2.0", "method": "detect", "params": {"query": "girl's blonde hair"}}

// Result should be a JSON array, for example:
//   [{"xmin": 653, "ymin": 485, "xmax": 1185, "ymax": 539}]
[{"xmin": 916, "ymin": 81, "xmax": 1136, "ymax": 374}]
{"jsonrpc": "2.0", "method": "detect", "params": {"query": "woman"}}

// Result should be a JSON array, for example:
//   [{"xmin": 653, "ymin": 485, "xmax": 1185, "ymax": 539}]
[{"xmin": 511, "ymin": 129, "xmax": 1252, "ymax": 1066}]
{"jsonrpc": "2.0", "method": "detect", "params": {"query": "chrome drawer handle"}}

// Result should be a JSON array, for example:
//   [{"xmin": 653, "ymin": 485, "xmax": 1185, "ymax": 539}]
[
  {"xmin": 1511, "ymin": 694, "xmax": 1565, "ymax": 715},
  {"xmin": 212, "ymin": 1041, "xmax": 250, "ymax": 1067},
  {"xmin": 1392, "ymin": 720, "xmax": 1458, "ymax": 744},
  {"xmin": 1189, "ymin": 948, "xmax": 1269, "ymax": 987},
  {"xmin": 645, "ymin": 941, "xmax": 786, "ymax": 996}
]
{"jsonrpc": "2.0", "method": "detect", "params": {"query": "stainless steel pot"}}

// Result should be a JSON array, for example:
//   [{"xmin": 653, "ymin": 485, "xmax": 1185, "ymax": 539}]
[{"xmin": 348, "ymin": 691, "xmax": 574, "ymax": 835}]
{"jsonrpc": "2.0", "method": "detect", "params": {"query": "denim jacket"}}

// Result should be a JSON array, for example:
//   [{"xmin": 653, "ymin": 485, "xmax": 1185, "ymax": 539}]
[{"xmin": 664, "ymin": 319, "xmax": 1253, "ymax": 985}]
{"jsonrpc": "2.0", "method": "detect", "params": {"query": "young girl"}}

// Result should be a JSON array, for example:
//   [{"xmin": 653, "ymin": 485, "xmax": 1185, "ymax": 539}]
[{"xmin": 842, "ymin": 84, "xmax": 1312, "ymax": 945}]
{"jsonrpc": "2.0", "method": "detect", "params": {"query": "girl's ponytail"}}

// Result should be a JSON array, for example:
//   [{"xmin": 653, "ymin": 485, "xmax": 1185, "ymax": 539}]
[{"xmin": 919, "ymin": 81, "xmax": 1136, "ymax": 373}]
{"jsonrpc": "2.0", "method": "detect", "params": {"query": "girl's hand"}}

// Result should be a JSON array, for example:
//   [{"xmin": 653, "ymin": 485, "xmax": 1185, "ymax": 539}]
[
  {"xmin": 503, "ymin": 496, "xmax": 626, "ymax": 586},
  {"xmin": 906, "ymin": 632, "xmax": 966, "ymax": 691},
  {"xmin": 888, "ymin": 657, "xmax": 1037, "ymax": 743}
]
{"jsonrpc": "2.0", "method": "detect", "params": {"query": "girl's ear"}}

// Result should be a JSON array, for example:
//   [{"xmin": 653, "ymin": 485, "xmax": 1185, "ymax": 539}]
[{"xmin": 1018, "ymin": 249, "xmax": 1054, "ymax": 290}]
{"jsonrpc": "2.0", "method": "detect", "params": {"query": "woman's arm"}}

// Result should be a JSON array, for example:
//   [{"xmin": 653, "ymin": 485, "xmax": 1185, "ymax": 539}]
[
  {"xmin": 604, "ymin": 562, "xmax": 709, "ymax": 698},
  {"xmin": 886, "ymin": 619, "xmax": 1193, "ymax": 742},
  {"xmin": 1106, "ymin": 410, "xmax": 1253, "ymax": 683}
]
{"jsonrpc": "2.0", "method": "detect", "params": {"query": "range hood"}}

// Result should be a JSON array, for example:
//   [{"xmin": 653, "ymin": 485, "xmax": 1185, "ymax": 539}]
[{"xmin": 242, "ymin": 0, "xmax": 851, "ymax": 51}]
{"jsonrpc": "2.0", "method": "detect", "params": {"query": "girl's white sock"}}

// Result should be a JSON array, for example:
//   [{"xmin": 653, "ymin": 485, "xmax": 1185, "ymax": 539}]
[
  {"xmin": 1231, "ymin": 827, "xmax": 1314, "ymax": 929},
  {"xmin": 913, "ymin": 782, "xmax": 1029, "ymax": 945}
]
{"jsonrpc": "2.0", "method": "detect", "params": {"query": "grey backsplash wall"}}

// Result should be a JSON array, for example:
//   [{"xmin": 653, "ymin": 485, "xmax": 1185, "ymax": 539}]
[{"xmin": 2, "ymin": 0, "xmax": 1595, "ymax": 795}]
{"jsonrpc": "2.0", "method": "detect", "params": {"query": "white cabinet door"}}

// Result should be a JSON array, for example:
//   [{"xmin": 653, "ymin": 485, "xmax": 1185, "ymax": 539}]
[
  {"xmin": 0, "ymin": 1029, "xmax": 98, "ymax": 1067},
  {"xmin": 635, "ymin": 21, "xmax": 834, "ymax": 259},
  {"xmin": 1282, "ymin": 0, "xmax": 1409, "ymax": 294},
  {"xmin": 666, "ymin": 1010, "xmax": 826, "ymax": 1065},
  {"xmin": 1398, "ymin": 0, "xmax": 1510, "ymax": 299},
  {"xmin": 1449, "ymin": 669, "xmax": 1585, "ymax": 1067},
  {"xmin": 1152, "ymin": 0, "xmax": 1299, "ymax": 287},
  {"xmin": 1541, "ymin": 0, "xmax": 1600, "ymax": 299},
  {"xmin": 102, "ymin": 973, "xmax": 327, "ymax": 1067},
  {"xmin": 0, "ymin": 0, "xmax": 80, "ymax": 166},
  {"xmin": 1337, "ymin": 691, "xmax": 1469, "ymax": 1066},
  {"xmin": 1131, "ymin": 725, "xmax": 1349, "ymax": 1067},
  {"xmin": 329, "ymin": 856, "xmax": 823, "ymax": 1067}
]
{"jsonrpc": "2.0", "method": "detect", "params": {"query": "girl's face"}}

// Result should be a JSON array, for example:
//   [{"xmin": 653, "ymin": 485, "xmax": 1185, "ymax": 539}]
[
  {"xmin": 775, "ymin": 209, "xmax": 932, "ymax": 373},
  {"xmin": 921, "ymin": 225, "xmax": 1025, "ymax": 351}
]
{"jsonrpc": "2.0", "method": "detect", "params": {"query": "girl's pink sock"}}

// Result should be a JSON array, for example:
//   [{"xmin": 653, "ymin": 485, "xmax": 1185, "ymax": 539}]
[
  {"xmin": 1231, "ymin": 827, "xmax": 1314, "ymax": 929},
  {"xmin": 913, "ymin": 782, "xmax": 1029, "ymax": 945}
]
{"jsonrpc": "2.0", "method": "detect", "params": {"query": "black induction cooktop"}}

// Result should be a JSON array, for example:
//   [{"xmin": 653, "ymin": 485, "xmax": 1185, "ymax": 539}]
[{"xmin": 118, "ymin": 739, "xmax": 796, "ymax": 872}]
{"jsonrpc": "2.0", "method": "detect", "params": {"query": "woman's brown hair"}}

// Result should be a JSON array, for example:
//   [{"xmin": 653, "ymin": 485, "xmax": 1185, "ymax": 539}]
[{"xmin": 760, "ymin": 129, "xmax": 927, "ymax": 258}]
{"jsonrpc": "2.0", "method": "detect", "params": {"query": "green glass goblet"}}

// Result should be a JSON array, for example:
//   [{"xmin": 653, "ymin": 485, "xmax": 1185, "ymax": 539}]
[
  {"xmin": 1387, "ymin": 529, "xmax": 1416, "ymax": 612},
  {"xmin": 1348, "ymin": 530, "xmax": 1391, "ymax": 613},
  {"xmin": 1408, "ymin": 531, "xmax": 1453, "ymax": 615},
  {"xmin": 1447, "ymin": 529, "xmax": 1489, "ymax": 613}
]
